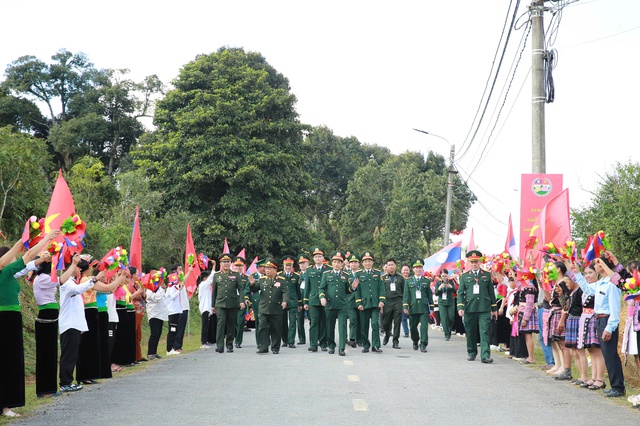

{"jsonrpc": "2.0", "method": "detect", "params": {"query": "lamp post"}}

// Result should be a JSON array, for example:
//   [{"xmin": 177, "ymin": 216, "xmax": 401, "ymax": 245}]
[{"xmin": 413, "ymin": 129, "xmax": 456, "ymax": 246}]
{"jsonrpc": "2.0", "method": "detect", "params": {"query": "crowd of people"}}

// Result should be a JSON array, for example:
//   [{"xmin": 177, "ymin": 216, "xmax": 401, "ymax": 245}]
[{"xmin": 1, "ymin": 235, "xmax": 640, "ymax": 418}]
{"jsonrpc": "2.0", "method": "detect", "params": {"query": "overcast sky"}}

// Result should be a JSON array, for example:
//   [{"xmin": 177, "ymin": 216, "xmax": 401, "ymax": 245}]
[{"xmin": 2, "ymin": 0, "xmax": 638, "ymax": 255}]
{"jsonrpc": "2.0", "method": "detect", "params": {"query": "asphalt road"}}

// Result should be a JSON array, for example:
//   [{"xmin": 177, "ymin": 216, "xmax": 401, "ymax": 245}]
[{"xmin": 14, "ymin": 324, "xmax": 640, "ymax": 425}]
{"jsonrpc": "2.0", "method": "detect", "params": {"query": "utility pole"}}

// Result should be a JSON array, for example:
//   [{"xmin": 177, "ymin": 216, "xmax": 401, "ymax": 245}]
[
  {"xmin": 444, "ymin": 144, "xmax": 456, "ymax": 246},
  {"xmin": 531, "ymin": 0, "xmax": 546, "ymax": 173},
  {"xmin": 412, "ymin": 128, "xmax": 456, "ymax": 246}
]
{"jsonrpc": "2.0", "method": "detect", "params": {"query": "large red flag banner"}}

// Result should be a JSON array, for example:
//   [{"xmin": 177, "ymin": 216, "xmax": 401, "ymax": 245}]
[
  {"xmin": 540, "ymin": 188, "xmax": 571, "ymax": 249},
  {"xmin": 129, "ymin": 206, "xmax": 142, "ymax": 272},
  {"xmin": 519, "ymin": 174, "xmax": 563, "ymax": 260},
  {"xmin": 184, "ymin": 224, "xmax": 201, "ymax": 298},
  {"xmin": 44, "ymin": 170, "xmax": 86, "ymax": 280}
]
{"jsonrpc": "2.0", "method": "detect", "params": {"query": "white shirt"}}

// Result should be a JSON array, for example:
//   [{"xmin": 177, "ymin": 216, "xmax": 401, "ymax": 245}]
[
  {"xmin": 106, "ymin": 293, "xmax": 118, "ymax": 323},
  {"xmin": 59, "ymin": 277, "xmax": 96, "ymax": 334},
  {"xmin": 198, "ymin": 273, "xmax": 215, "ymax": 314},
  {"xmin": 13, "ymin": 260, "xmax": 37, "ymax": 278},
  {"xmin": 180, "ymin": 286, "xmax": 190, "ymax": 311},
  {"xmin": 166, "ymin": 285, "xmax": 182, "ymax": 315},
  {"xmin": 146, "ymin": 288, "xmax": 168, "ymax": 321},
  {"xmin": 33, "ymin": 273, "xmax": 59, "ymax": 306}
]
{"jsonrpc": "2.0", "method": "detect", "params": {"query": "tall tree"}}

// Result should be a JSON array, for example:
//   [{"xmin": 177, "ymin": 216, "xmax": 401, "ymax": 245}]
[
  {"xmin": 133, "ymin": 47, "xmax": 312, "ymax": 257},
  {"xmin": 0, "ymin": 126, "xmax": 50, "ymax": 237},
  {"xmin": 572, "ymin": 162, "xmax": 640, "ymax": 262}
]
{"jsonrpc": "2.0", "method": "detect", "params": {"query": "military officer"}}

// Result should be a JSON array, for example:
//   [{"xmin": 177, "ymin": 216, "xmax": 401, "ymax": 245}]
[
  {"xmin": 296, "ymin": 254, "xmax": 309, "ymax": 345},
  {"xmin": 248, "ymin": 258, "xmax": 289, "ymax": 354},
  {"xmin": 345, "ymin": 253, "xmax": 361, "ymax": 348},
  {"xmin": 233, "ymin": 256, "xmax": 250, "ymax": 348},
  {"xmin": 212, "ymin": 253, "xmax": 246, "ymax": 353},
  {"xmin": 381, "ymin": 258, "xmax": 406, "ymax": 349},
  {"xmin": 280, "ymin": 255, "xmax": 301, "ymax": 348},
  {"xmin": 351, "ymin": 251, "xmax": 385, "ymax": 353},
  {"xmin": 303, "ymin": 247, "xmax": 329, "ymax": 352},
  {"xmin": 403, "ymin": 259, "xmax": 434, "ymax": 352},
  {"xmin": 249, "ymin": 260, "xmax": 266, "ymax": 346},
  {"xmin": 319, "ymin": 251, "xmax": 353, "ymax": 356},
  {"xmin": 434, "ymin": 268, "xmax": 456, "ymax": 341},
  {"xmin": 457, "ymin": 250, "xmax": 498, "ymax": 363}
]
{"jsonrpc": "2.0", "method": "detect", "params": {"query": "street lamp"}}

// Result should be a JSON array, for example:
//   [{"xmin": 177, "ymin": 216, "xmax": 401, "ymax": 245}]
[{"xmin": 413, "ymin": 128, "xmax": 457, "ymax": 246}]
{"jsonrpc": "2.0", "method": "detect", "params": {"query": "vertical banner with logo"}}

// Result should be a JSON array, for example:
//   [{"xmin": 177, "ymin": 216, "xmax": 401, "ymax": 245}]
[{"xmin": 519, "ymin": 174, "xmax": 563, "ymax": 260}]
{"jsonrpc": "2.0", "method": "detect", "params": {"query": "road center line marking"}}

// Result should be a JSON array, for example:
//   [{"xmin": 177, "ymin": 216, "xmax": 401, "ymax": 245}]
[
  {"xmin": 348, "ymin": 375, "xmax": 360, "ymax": 382},
  {"xmin": 343, "ymin": 360, "xmax": 354, "ymax": 366},
  {"xmin": 352, "ymin": 399, "xmax": 368, "ymax": 412}
]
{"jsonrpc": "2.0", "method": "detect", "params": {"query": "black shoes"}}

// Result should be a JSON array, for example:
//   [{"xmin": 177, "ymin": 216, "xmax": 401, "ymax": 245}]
[
  {"xmin": 347, "ymin": 340, "xmax": 357, "ymax": 348},
  {"xmin": 362, "ymin": 348, "xmax": 370, "ymax": 353},
  {"xmin": 288, "ymin": 344, "xmax": 296, "ymax": 348},
  {"xmin": 481, "ymin": 358, "xmax": 494, "ymax": 364},
  {"xmin": 321, "ymin": 347, "xmax": 328, "ymax": 352},
  {"xmin": 308, "ymin": 347, "xmax": 318, "ymax": 352},
  {"xmin": 392, "ymin": 344, "xmax": 401, "ymax": 349},
  {"xmin": 235, "ymin": 343, "xmax": 242, "ymax": 348},
  {"xmin": 256, "ymin": 350, "xmax": 268, "ymax": 354},
  {"xmin": 383, "ymin": 335, "xmax": 390, "ymax": 346},
  {"xmin": 215, "ymin": 348, "xmax": 224, "ymax": 353},
  {"xmin": 226, "ymin": 347, "xmax": 234, "ymax": 353},
  {"xmin": 604, "ymin": 389, "xmax": 625, "ymax": 398},
  {"xmin": 467, "ymin": 355, "xmax": 476, "ymax": 361},
  {"xmin": 420, "ymin": 346, "xmax": 427, "ymax": 353},
  {"xmin": 339, "ymin": 350, "xmax": 345, "ymax": 356},
  {"xmin": 328, "ymin": 349, "xmax": 335, "ymax": 354},
  {"xmin": 272, "ymin": 350, "xmax": 279, "ymax": 354},
  {"xmin": 413, "ymin": 343, "xmax": 419, "ymax": 350},
  {"xmin": 371, "ymin": 347, "xmax": 382, "ymax": 353},
  {"xmin": 298, "ymin": 341, "xmax": 306, "ymax": 345}
]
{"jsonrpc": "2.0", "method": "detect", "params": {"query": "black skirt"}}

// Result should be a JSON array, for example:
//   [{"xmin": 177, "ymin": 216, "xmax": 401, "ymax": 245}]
[
  {"xmin": 35, "ymin": 308, "xmax": 59, "ymax": 395},
  {"xmin": 126, "ymin": 309, "xmax": 137, "ymax": 363},
  {"xmin": 76, "ymin": 307, "xmax": 101, "ymax": 382},
  {"xmin": 98, "ymin": 311, "xmax": 112, "ymax": 378},
  {"xmin": 111, "ymin": 306, "xmax": 129, "ymax": 365},
  {"xmin": 0, "ymin": 311, "xmax": 25, "ymax": 408}
]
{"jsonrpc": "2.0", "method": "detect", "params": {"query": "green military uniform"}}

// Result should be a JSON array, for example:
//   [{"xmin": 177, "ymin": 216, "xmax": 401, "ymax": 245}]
[
  {"xmin": 233, "ymin": 257, "xmax": 250, "ymax": 348},
  {"xmin": 381, "ymin": 270, "xmax": 406, "ymax": 348},
  {"xmin": 304, "ymin": 248, "xmax": 329, "ymax": 351},
  {"xmin": 344, "ymin": 254, "xmax": 362, "ymax": 347},
  {"xmin": 434, "ymin": 275, "xmax": 456, "ymax": 340},
  {"xmin": 319, "ymin": 251, "xmax": 353, "ymax": 355},
  {"xmin": 280, "ymin": 256, "xmax": 301, "ymax": 347},
  {"xmin": 296, "ymin": 254, "xmax": 309, "ymax": 344},
  {"xmin": 249, "ymin": 259, "xmax": 289, "ymax": 354},
  {"xmin": 249, "ymin": 263, "xmax": 264, "ymax": 346},
  {"xmin": 457, "ymin": 250, "xmax": 497, "ymax": 362},
  {"xmin": 352, "ymin": 252, "xmax": 386, "ymax": 352},
  {"xmin": 403, "ymin": 261, "xmax": 434, "ymax": 352},
  {"xmin": 212, "ymin": 254, "xmax": 245, "ymax": 353}
]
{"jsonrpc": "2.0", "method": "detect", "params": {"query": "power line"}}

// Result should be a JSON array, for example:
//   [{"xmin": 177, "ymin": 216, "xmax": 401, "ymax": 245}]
[
  {"xmin": 457, "ymin": 0, "xmax": 518, "ymax": 157},
  {"xmin": 457, "ymin": 0, "xmax": 523, "ymax": 161},
  {"xmin": 465, "ymin": 21, "xmax": 532, "ymax": 179},
  {"xmin": 560, "ymin": 24, "xmax": 640, "ymax": 49}
]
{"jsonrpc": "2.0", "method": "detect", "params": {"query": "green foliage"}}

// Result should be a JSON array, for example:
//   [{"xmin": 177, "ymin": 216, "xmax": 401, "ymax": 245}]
[
  {"xmin": 0, "ymin": 126, "xmax": 50, "ymax": 237},
  {"xmin": 0, "ymin": 89, "xmax": 48, "ymax": 135},
  {"xmin": 302, "ymin": 126, "xmax": 380, "ymax": 248},
  {"xmin": 134, "ymin": 47, "xmax": 313, "ymax": 258},
  {"xmin": 572, "ymin": 162, "xmax": 640, "ymax": 262}
]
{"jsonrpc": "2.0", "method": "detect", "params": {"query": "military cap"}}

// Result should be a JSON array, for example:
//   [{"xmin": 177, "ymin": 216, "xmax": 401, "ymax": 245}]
[
  {"xmin": 361, "ymin": 251, "xmax": 374, "ymax": 262},
  {"xmin": 331, "ymin": 251, "xmax": 345, "ymax": 262},
  {"xmin": 219, "ymin": 253, "xmax": 233, "ymax": 262},
  {"xmin": 281, "ymin": 255, "xmax": 295, "ymax": 265},
  {"xmin": 412, "ymin": 258, "xmax": 425, "ymax": 268},
  {"xmin": 312, "ymin": 247, "xmax": 324, "ymax": 256},
  {"xmin": 466, "ymin": 250, "xmax": 484, "ymax": 261},
  {"xmin": 233, "ymin": 256, "xmax": 246, "ymax": 266},
  {"xmin": 263, "ymin": 258, "xmax": 278, "ymax": 269}
]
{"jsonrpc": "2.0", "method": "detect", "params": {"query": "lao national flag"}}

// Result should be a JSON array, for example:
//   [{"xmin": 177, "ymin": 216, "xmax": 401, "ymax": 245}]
[
  {"xmin": 423, "ymin": 241, "xmax": 462, "ymax": 274},
  {"xmin": 505, "ymin": 214, "xmax": 517, "ymax": 259},
  {"xmin": 584, "ymin": 234, "xmax": 605, "ymax": 263},
  {"xmin": 129, "ymin": 206, "xmax": 142, "ymax": 272},
  {"xmin": 184, "ymin": 224, "xmax": 201, "ymax": 298}
]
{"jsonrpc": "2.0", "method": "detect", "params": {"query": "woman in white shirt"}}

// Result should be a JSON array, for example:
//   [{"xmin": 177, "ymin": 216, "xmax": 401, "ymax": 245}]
[{"xmin": 146, "ymin": 272, "xmax": 168, "ymax": 360}]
